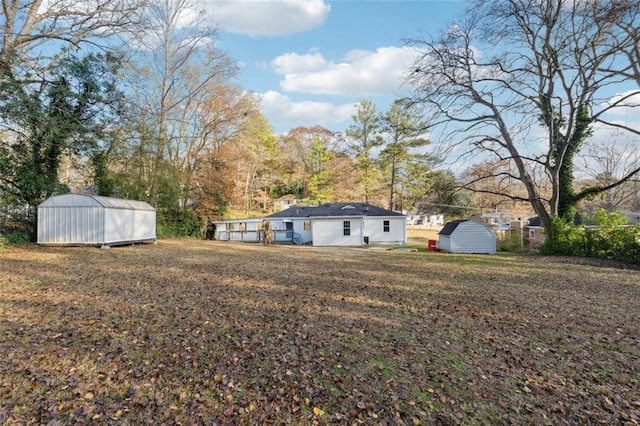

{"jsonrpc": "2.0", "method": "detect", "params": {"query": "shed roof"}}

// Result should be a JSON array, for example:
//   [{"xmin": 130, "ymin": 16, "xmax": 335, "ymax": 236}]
[
  {"xmin": 266, "ymin": 203, "xmax": 404, "ymax": 219},
  {"xmin": 39, "ymin": 194, "xmax": 155, "ymax": 211},
  {"xmin": 438, "ymin": 219, "xmax": 467, "ymax": 236}
]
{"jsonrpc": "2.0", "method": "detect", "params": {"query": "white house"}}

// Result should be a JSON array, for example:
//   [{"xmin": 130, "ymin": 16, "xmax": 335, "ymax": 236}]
[
  {"xmin": 37, "ymin": 194, "xmax": 156, "ymax": 248},
  {"xmin": 212, "ymin": 203, "xmax": 406, "ymax": 247},
  {"xmin": 267, "ymin": 203, "xmax": 406, "ymax": 246},
  {"xmin": 405, "ymin": 211, "xmax": 444, "ymax": 226},
  {"xmin": 438, "ymin": 219, "xmax": 496, "ymax": 254}
]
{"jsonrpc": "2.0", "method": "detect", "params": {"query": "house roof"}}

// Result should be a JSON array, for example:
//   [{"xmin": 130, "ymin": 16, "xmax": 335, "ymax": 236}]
[
  {"xmin": 266, "ymin": 203, "xmax": 404, "ymax": 219},
  {"xmin": 438, "ymin": 219, "xmax": 467, "ymax": 236},
  {"xmin": 527, "ymin": 216, "xmax": 543, "ymax": 227},
  {"xmin": 527, "ymin": 212, "xmax": 584, "ymax": 227}
]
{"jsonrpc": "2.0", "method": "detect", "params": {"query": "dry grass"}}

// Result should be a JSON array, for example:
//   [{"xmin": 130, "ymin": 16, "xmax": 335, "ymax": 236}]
[{"xmin": 1, "ymin": 240, "xmax": 639, "ymax": 425}]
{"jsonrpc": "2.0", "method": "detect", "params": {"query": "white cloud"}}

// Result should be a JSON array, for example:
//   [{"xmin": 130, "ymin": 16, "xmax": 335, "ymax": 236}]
[
  {"xmin": 599, "ymin": 90, "xmax": 640, "ymax": 118},
  {"xmin": 271, "ymin": 46, "xmax": 421, "ymax": 96},
  {"xmin": 259, "ymin": 91, "xmax": 355, "ymax": 131},
  {"xmin": 207, "ymin": 0, "xmax": 330, "ymax": 37},
  {"xmin": 271, "ymin": 52, "xmax": 327, "ymax": 74}
]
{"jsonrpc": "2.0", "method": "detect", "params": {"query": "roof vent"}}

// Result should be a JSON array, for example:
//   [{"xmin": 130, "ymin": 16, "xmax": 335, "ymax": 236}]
[{"xmin": 342, "ymin": 205, "xmax": 355, "ymax": 210}]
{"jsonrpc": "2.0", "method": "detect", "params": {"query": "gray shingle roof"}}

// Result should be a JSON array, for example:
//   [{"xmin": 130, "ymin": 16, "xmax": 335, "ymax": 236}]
[
  {"xmin": 438, "ymin": 219, "xmax": 467, "ymax": 236},
  {"xmin": 266, "ymin": 203, "xmax": 404, "ymax": 219}
]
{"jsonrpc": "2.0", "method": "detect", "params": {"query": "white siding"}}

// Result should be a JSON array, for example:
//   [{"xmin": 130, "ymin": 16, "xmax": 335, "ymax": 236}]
[
  {"xmin": 312, "ymin": 217, "xmax": 363, "ymax": 246},
  {"xmin": 280, "ymin": 218, "xmax": 312, "ymax": 244},
  {"xmin": 364, "ymin": 217, "xmax": 406, "ymax": 244},
  {"xmin": 439, "ymin": 235, "xmax": 452, "ymax": 252},
  {"xmin": 291, "ymin": 219, "xmax": 312, "ymax": 244},
  {"xmin": 444, "ymin": 221, "xmax": 496, "ymax": 254}
]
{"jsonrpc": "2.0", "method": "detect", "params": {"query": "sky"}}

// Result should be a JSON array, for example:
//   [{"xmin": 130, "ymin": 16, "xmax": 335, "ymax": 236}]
[{"xmin": 202, "ymin": 0, "xmax": 466, "ymax": 134}]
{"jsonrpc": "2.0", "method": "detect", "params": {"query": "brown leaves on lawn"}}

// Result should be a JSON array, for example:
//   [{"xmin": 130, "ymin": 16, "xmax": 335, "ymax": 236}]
[{"xmin": 1, "ymin": 241, "xmax": 639, "ymax": 424}]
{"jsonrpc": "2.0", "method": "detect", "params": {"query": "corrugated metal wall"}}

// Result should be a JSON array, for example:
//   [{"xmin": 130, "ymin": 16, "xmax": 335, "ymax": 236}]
[
  {"xmin": 38, "ymin": 206, "xmax": 104, "ymax": 244},
  {"xmin": 103, "ymin": 209, "xmax": 156, "ymax": 244}
]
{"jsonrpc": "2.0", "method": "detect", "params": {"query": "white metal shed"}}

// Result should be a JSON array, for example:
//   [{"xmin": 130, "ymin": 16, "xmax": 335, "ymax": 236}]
[
  {"xmin": 438, "ymin": 219, "xmax": 496, "ymax": 254},
  {"xmin": 37, "ymin": 194, "xmax": 156, "ymax": 247}
]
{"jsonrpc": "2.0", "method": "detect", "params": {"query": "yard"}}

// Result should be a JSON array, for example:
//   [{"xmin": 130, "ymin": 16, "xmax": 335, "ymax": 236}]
[{"xmin": 1, "ymin": 239, "xmax": 639, "ymax": 425}]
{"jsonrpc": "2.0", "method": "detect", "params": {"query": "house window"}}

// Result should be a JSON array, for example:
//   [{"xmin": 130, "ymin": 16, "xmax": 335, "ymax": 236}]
[
  {"xmin": 343, "ymin": 220, "xmax": 351, "ymax": 236},
  {"xmin": 529, "ymin": 229, "xmax": 536, "ymax": 239},
  {"xmin": 304, "ymin": 221, "xmax": 310, "ymax": 231},
  {"xmin": 383, "ymin": 220, "xmax": 390, "ymax": 232}
]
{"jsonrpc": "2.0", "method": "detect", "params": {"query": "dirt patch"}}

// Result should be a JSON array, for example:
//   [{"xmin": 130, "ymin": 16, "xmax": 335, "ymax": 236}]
[{"xmin": 1, "ymin": 241, "xmax": 639, "ymax": 424}]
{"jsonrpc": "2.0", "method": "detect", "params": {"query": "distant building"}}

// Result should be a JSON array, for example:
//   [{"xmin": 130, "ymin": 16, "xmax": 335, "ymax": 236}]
[
  {"xmin": 273, "ymin": 195, "xmax": 303, "ymax": 212},
  {"xmin": 472, "ymin": 212, "xmax": 519, "ymax": 230},
  {"xmin": 404, "ymin": 211, "xmax": 444, "ymax": 227}
]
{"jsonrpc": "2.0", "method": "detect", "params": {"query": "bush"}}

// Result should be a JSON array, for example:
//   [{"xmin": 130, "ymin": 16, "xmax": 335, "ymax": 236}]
[
  {"xmin": 156, "ymin": 209, "xmax": 202, "ymax": 239},
  {"xmin": 497, "ymin": 230, "xmax": 528, "ymax": 252},
  {"xmin": 541, "ymin": 216, "xmax": 587, "ymax": 256},
  {"xmin": 0, "ymin": 231, "xmax": 33, "ymax": 249},
  {"xmin": 541, "ymin": 210, "xmax": 640, "ymax": 264}
]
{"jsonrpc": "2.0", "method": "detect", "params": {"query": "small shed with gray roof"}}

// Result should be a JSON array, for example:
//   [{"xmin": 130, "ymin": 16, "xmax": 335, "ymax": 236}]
[
  {"xmin": 37, "ymin": 194, "xmax": 156, "ymax": 248},
  {"xmin": 438, "ymin": 219, "xmax": 496, "ymax": 254}
]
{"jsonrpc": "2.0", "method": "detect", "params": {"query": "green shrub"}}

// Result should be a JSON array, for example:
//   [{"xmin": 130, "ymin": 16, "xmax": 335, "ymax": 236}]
[
  {"xmin": 497, "ymin": 230, "xmax": 527, "ymax": 252},
  {"xmin": 0, "ymin": 231, "xmax": 33, "ymax": 248},
  {"xmin": 541, "ymin": 210, "xmax": 640, "ymax": 264},
  {"xmin": 540, "ymin": 216, "xmax": 586, "ymax": 255},
  {"xmin": 156, "ymin": 209, "xmax": 202, "ymax": 239}
]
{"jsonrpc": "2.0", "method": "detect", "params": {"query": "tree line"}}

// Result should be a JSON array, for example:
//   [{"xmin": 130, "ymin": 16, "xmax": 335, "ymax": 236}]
[
  {"xmin": 1, "ymin": 0, "xmax": 639, "ymax": 248},
  {"xmin": 0, "ymin": 0, "xmax": 467, "ymax": 238}
]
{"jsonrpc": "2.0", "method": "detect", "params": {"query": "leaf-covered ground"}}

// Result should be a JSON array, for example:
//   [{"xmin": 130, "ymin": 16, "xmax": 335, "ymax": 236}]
[{"xmin": 1, "ymin": 240, "xmax": 639, "ymax": 425}]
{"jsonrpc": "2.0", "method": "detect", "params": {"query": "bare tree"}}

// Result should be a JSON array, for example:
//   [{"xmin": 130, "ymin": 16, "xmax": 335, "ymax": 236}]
[
  {"xmin": 577, "ymin": 137, "xmax": 640, "ymax": 212},
  {"xmin": 1, "ymin": 0, "xmax": 145, "ymax": 76},
  {"xmin": 407, "ymin": 0, "xmax": 640, "ymax": 232},
  {"xmin": 124, "ymin": 0, "xmax": 244, "ymax": 208},
  {"xmin": 461, "ymin": 160, "xmax": 527, "ymax": 212}
]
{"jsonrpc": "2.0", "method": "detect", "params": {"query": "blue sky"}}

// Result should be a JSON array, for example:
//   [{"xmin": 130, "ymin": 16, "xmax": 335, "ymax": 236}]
[{"xmin": 205, "ymin": 0, "xmax": 466, "ymax": 134}]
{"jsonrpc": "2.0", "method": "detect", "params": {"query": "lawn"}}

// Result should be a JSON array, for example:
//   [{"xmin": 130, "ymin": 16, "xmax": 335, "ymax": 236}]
[{"xmin": 1, "ymin": 240, "xmax": 639, "ymax": 425}]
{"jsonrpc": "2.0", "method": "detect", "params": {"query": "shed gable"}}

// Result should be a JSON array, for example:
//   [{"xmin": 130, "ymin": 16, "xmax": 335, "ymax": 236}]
[{"xmin": 439, "ymin": 220, "xmax": 496, "ymax": 254}]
